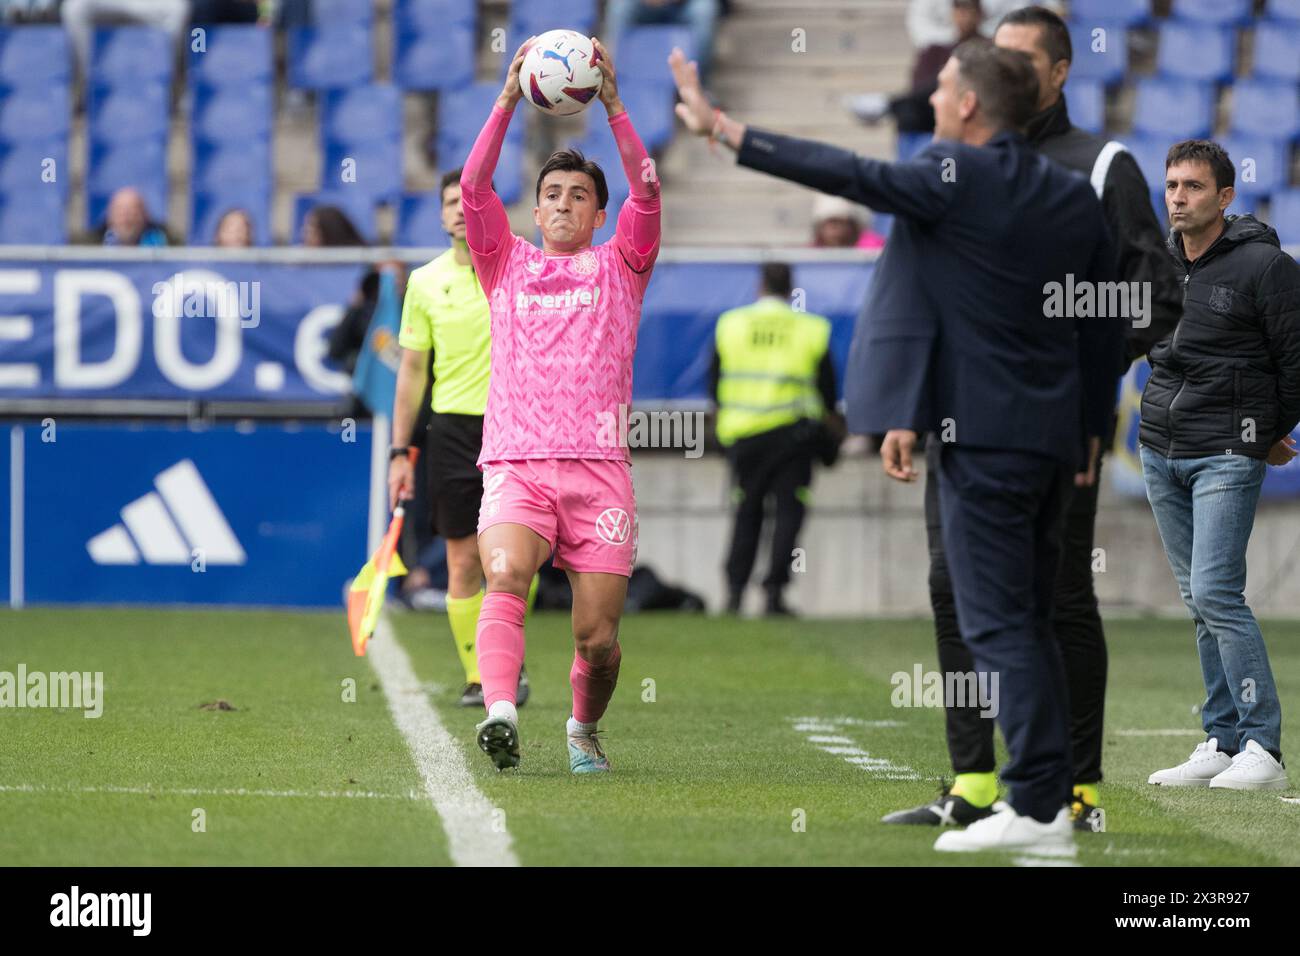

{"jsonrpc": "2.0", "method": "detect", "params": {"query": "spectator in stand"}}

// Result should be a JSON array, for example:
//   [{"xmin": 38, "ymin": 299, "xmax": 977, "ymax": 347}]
[
  {"xmin": 94, "ymin": 187, "xmax": 170, "ymax": 246},
  {"xmin": 909, "ymin": 0, "xmax": 1041, "ymax": 46},
  {"xmin": 213, "ymin": 207, "xmax": 254, "ymax": 247},
  {"xmin": 307, "ymin": 205, "xmax": 382, "ymax": 380},
  {"xmin": 811, "ymin": 194, "xmax": 885, "ymax": 251},
  {"xmin": 302, "ymin": 203, "xmax": 365, "ymax": 248},
  {"xmin": 62, "ymin": 0, "xmax": 191, "ymax": 75},
  {"xmin": 190, "ymin": 0, "xmax": 259, "ymax": 24},
  {"xmin": 607, "ymin": 0, "xmax": 721, "ymax": 85}
]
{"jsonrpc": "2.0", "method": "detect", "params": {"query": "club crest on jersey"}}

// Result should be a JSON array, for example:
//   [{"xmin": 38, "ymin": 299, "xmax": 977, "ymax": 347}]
[
  {"xmin": 572, "ymin": 250, "xmax": 599, "ymax": 276},
  {"xmin": 525, "ymin": 257, "xmax": 544, "ymax": 275},
  {"xmin": 595, "ymin": 507, "xmax": 631, "ymax": 545}
]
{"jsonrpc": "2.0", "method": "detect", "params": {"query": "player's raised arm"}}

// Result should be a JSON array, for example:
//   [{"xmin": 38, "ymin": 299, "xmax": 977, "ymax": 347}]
[
  {"xmin": 460, "ymin": 37, "xmax": 534, "ymax": 283},
  {"xmin": 592, "ymin": 38, "xmax": 660, "ymax": 274}
]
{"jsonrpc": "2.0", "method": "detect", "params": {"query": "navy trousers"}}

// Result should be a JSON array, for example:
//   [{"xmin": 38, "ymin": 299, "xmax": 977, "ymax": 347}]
[{"xmin": 935, "ymin": 444, "xmax": 1074, "ymax": 823}]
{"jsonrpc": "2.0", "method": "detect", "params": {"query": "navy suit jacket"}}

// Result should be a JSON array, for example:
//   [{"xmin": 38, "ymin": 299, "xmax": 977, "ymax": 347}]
[{"xmin": 738, "ymin": 128, "xmax": 1125, "ymax": 467}]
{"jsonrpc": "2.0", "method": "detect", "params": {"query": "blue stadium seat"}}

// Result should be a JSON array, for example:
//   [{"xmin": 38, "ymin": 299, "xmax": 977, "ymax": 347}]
[
  {"xmin": 395, "ymin": 0, "xmax": 474, "ymax": 29},
  {"xmin": 189, "ymin": 187, "xmax": 272, "ymax": 245},
  {"xmin": 395, "ymin": 192, "xmax": 454, "ymax": 247},
  {"xmin": 321, "ymin": 84, "xmax": 401, "ymax": 147},
  {"xmin": 1156, "ymin": 20, "xmax": 1234, "ymax": 83},
  {"xmin": 393, "ymin": 19, "xmax": 475, "ymax": 90},
  {"xmin": 92, "ymin": 27, "xmax": 172, "ymax": 84},
  {"xmin": 0, "ymin": 192, "xmax": 65, "ymax": 244},
  {"xmin": 322, "ymin": 139, "xmax": 403, "ymax": 203},
  {"xmin": 87, "ymin": 82, "xmax": 170, "ymax": 144},
  {"xmin": 607, "ymin": 79, "xmax": 676, "ymax": 151},
  {"xmin": 86, "ymin": 143, "xmax": 167, "ymax": 229},
  {"xmin": 1252, "ymin": 21, "xmax": 1300, "ymax": 82},
  {"xmin": 287, "ymin": 26, "xmax": 373, "ymax": 89},
  {"xmin": 1231, "ymin": 79, "xmax": 1300, "ymax": 141},
  {"xmin": 191, "ymin": 82, "xmax": 272, "ymax": 144},
  {"xmin": 1219, "ymin": 134, "xmax": 1289, "ymax": 198},
  {"xmin": 292, "ymin": 191, "xmax": 377, "ymax": 244},
  {"xmin": 1066, "ymin": 21, "xmax": 1128, "ymax": 84},
  {"xmin": 437, "ymin": 83, "xmax": 524, "ymax": 165},
  {"xmin": 1170, "ymin": 0, "xmax": 1253, "ymax": 24},
  {"xmin": 1065, "ymin": 78, "xmax": 1105, "ymax": 133},
  {"xmin": 1068, "ymin": 0, "xmax": 1150, "ymax": 27},
  {"xmin": 0, "ymin": 141, "xmax": 68, "ymax": 197},
  {"xmin": 314, "ymin": 0, "xmax": 374, "ymax": 25},
  {"xmin": 1264, "ymin": 0, "xmax": 1300, "ymax": 20},
  {"xmin": 1267, "ymin": 189, "xmax": 1300, "ymax": 244},
  {"xmin": 1132, "ymin": 77, "xmax": 1215, "ymax": 138},
  {"xmin": 0, "ymin": 26, "xmax": 70, "ymax": 87},
  {"xmin": 192, "ymin": 140, "xmax": 271, "ymax": 192},
  {"xmin": 188, "ymin": 25, "xmax": 272, "ymax": 86},
  {"xmin": 1118, "ymin": 131, "xmax": 1172, "ymax": 196},
  {"xmin": 509, "ymin": 0, "xmax": 597, "ymax": 36},
  {"xmin": 0, "ymin": 83, "xmax": 70, "ymax": 142},
  {"xmin": 615, "ymin": 26, "xmax": 694, "ymax": 87}
]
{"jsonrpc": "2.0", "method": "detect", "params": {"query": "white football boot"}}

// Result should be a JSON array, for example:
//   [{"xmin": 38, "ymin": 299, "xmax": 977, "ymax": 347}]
[
  {"xmin": 933, "ymin": 804, "xmax": 1075, "ymax": 856},
  {"xmin": 1147, "ymin": 738, "xmax": 1233, "ymax": 787},
  {"xmin": 1209, "ymin": 739, "xmax": 1288, "ymax": 791}
]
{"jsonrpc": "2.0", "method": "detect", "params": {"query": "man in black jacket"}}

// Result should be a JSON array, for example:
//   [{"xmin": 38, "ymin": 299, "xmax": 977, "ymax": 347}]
[
  {"xmin": 885, "ymin": 5, "xmax": 1182, "ymax": 833},
  {"xmin": 671, "ymin": 40, "xmax": 1125, "ymax": 854},
  {"xmin": 1141, "ymin": 140, "xmax": 1300, "ymax": 792}
]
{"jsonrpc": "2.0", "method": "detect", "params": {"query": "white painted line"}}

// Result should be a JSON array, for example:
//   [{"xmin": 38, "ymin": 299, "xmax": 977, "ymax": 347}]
[
  {"xmin": 818, "ymin": 745, "xmax": 869, "ymax": 756},
  {"xmin": 789, "ymin": 715, "xmax": 922, "ymax": 781},
  {"xmin": 0, "ymin": 783, "xmax": 420, "ymax": 800},
  {"xmin": 1114, "ymin": 729, "xmax": 1203, "ymax": 737},
  {"xmin": 1013, "ymin": 854, "xmax": 1080, "ymax": 867},
  {"xmin": 806, "ymin": 735, "xmax": 855, "ymax": 745},
  {"xmin": 1281, "ymin": 797, "xmax": 1300, "ymax": 805},
  {"xmin": 368, "ymin": 616, "xmax": 519, "ymax": 867},
  {"xmin": 9, "ymin": 425, "xmax": 21, "ymax": 609}
]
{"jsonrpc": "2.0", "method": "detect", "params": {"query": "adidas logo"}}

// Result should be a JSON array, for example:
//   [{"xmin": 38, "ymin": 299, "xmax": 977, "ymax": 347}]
[{"xmin": 86, "ymin": 460, "xmax": 246, "ymax": 566}]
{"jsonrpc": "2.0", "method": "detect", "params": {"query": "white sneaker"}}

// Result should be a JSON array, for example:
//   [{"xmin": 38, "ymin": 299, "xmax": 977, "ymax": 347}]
[
  {"xmin": 1147, "ymin": 738, "xmax": 1233, "ymax": 787},
  {"xmin": 1209, "ymin": 739, "xmax": 1288, "ymax": 791},
  {"xmin": 933, "ymin": 804, "xmax": 1075, "ymax": 856}
]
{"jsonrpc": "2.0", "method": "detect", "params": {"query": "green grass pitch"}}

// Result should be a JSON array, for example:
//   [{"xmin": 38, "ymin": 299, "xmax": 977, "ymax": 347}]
[{"xmin": 2, "ymin": 607, "xmax": 1297, "ymax": 866}]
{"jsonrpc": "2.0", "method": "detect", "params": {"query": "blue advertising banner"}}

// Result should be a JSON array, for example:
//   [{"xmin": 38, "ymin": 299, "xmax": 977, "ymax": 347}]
[{"xmin": 18, "ymin": 421, "xmax": 372, "ymax": 607}]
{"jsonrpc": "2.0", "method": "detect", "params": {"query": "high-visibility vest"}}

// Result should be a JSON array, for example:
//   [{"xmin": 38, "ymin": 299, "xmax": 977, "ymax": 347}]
[{"xmin": 715, "ymin": 297, "xmax": 832, "ymax": 446}]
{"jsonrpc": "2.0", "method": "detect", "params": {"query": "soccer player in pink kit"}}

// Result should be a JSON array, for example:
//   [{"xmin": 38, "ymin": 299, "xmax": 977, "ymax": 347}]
[{"xmin": 460, "ymin": 37, "xmax": 660, "ymax": 773}]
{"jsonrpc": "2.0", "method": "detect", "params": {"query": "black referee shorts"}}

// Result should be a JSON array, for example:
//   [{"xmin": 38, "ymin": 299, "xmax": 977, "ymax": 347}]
[{"xmin": 423, "ymin": 413, "xmax": 484, "ymax": 540}]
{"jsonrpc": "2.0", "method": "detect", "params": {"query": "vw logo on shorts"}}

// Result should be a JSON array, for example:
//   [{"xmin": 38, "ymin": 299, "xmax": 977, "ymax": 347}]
[{"xmin": 595, "ymin": 508, "xmax": 631, "ymax": 545}]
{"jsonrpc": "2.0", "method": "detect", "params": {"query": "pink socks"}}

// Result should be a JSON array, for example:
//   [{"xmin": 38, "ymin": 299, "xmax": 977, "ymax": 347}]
[
  {"xmin": 570, "ymin": 642, "xmax": 622, "ymax": 725},
  {"xmin": 476, "ymin": 591, "xmax": 526, "ymax": 711}
]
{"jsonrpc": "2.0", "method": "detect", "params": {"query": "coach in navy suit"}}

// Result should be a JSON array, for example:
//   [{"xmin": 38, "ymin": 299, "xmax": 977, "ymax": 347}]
[{"xmin": 672, "ymin": 41, "xmax": 1125, "ymax": 852}]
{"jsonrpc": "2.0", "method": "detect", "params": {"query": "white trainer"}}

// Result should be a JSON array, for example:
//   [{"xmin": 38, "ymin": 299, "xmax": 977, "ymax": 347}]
[
  {"xmin": 1147, "ymin": 738, "xmax": 1233, "ymax": 787},
  {"xmin": 1209, "ymin": 739, "xmax": 1288, "ymax": 791},
  {"xmin": 933, "ymin": 804, "xmax": 1075, "ymax": 856}
]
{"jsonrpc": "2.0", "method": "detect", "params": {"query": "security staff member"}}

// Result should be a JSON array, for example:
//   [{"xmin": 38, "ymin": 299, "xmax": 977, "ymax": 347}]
[{"xmin": 709, "ymin": 263, "xmax": 840, "ymax": 617}]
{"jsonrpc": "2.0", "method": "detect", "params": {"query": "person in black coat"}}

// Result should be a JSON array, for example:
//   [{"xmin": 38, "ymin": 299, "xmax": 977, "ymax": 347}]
[{"xmin": 672, "ymin": 39, "xmax": 1125, "ymax": 854}]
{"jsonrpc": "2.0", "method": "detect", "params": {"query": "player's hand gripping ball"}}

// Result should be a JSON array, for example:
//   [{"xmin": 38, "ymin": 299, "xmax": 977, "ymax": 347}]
[{"xmin": 520, "ymin": 29, "xmax": 603, "ymax": 116}]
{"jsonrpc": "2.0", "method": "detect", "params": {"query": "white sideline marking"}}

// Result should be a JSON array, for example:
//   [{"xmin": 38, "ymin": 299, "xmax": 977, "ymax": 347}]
[
  {"xmin": 788, "ymin": 716, "xmax": 921, "ymax": 781},
  {"xmin": 1281, "ymin": 797, "xmax": 1300, "ymax": 805},
  {"xmin": 1013, "ymin": 854, "xmax": 1080, "ymax": 867},
  {"xmin": 1115, "ymin": 729, "xmax": 1204, "ymax": 737},
  {"xmin": 368, "ymin": 617, "xmax": 519, "ymax": 867},
  {"xmin": 806, "ymin": 735, "xmax": 855, "ymax": 745},
  {"xmin": 0, "ymin": 783, "xmax": 420, "ymax": 800}
]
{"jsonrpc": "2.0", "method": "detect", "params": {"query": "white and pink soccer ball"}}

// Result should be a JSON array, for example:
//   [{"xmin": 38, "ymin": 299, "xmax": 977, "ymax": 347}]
[{"xmin": 520, "ymin": 29, "xmax": 603, "ymax": 116}]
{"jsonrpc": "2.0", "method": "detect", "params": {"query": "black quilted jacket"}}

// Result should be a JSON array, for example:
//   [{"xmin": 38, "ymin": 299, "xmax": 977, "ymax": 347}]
[{"xmin": 1140, "ymin": 215, "xmax": 1300, "ymax": 459}]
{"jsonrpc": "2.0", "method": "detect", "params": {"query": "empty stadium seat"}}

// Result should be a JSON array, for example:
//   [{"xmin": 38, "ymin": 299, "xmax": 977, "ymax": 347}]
[
  {"xmin": 1252, "ymin": 21, "xmax": 1300, "ymax": 82},
  {"xmin": 1065, "ymin": 78, "xmax": 1105, "ymax": 133},
  {"xmin": 314, "ymin": 0, "xmax": 374, "ymax": 25},
  {"xmin": 1219, "ymin": 134, "xmax": 1289, "ymax": 198},
  {"xmin": 322, "ymin": 140, "xmax": 403, "ymax": 203},
  {"xmin": 192, "ymin": 140, "xmax": 272, "ymax": 193},
  {"xmin": 1068, "ymin": 0, "xmax": 1150, "ymax": 27},
  {"xmin": 1156, "ymin": 20, "xmax": 1234, "ymax": 83},
  {"xmin": 1132, "ymin": 77, "xmax": 1215, "ymax": 139},
  {"xmin": 607, "ymin": 79, "xmax": 676, "ymax": 151},
  {"xmin": 395, "ymin": 0, "xmax": 474, "ymax": 29},
  {"xmin": 1118, "ymin": 131, "xmax": 1172, "ymax": 197},
  {"xmin": 91, "ymin": 27, "xmax": 172, "ymax": 84},
  {"xmin": 0, "ymin": 141, "xmax": 68, "ymax": 197},
  {"xmin": 288, "ymin": 26, "xmax": 373, "ymax": 89},
  {"xmin": 509, "ymin": 0, "xmax": 597, "ymax": 36},
  {"xmin": 188, "ymin": 25, "xmax": 273, "ymax": 86},
  {"xmin": 1230, "ymin": 79, "xmax": 1300, "ymax": 141},
  {"xmin": 321, "ymin": 84, "xmax": 401, "ymax": 146},
  {"xmin": 87, "ymin": 82, "xmax": 171, "ymax": 144},
  {"xmin": 86, "ymin": 144, "xmax": 167, "ymax": 229},
  {"xmin": 0, "ymin": 83, "xmax": 70, "ymax": 142},
  {"xmin": 437, "ymin": 82, "xmax": 526, "ymax": 172},
  {"xmin": 0, "ymin": 192, "xmax": 65, "ymax": 244},
  {"xmin": 191, "ymin": 83, "xmax": 273, "ymax": 144},
  {"xmin": 1265, "ymin": 0, "xmax": 1300, "ymax": 20},
  {"xmin": 395, "ymin": 192, "xmax": 453, "ymax": 248},
  {"xmin": 292, "ymin": 191, "xmax": 377, "ymax": 244},
  {"xmin": 190, "ymin": 188, "xmax": 272, "ymax": 245},
  {"xmin": 1170, "ymin": 0, "xmax": 1253, "ymax": 24},
  {"xmin": 1066, "ymin": 21, "xmax": 1128, "ymax": 84},
  {"xmin": 393, "ymin": 19, "xmax": 475, "ymax": 90},
  {"xmin": 0, "ymin": 26, "xmax": 70, "ymax": 87},
  {"xmin": 614, "ymin": 26, "xmax": 695, "ymax": 87},
  {"xmin": 1267, "ymin": 189, "xmax": 1300, "ymax": 244}
]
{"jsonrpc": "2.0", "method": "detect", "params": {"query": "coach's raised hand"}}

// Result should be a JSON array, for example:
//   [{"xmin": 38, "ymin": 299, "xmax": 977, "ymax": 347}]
[
  {"xmin": 496, "ymin": 36, "xmax": 536, "ymax": 111},
  {"xmin": 591, "ymin": 38, "xmax": 624, "ymax": 117},
  {"xmin": 669, "ymin": 47, "xmax": 744, "ymax": 150}
]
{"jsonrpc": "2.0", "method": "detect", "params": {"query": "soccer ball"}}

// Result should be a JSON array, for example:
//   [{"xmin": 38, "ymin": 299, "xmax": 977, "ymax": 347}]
[{"xmin": 520, "ymin": 29, "xmax": 603, "ymax": 116}]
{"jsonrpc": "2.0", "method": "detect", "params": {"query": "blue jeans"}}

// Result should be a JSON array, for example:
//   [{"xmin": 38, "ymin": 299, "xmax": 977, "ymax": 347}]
[{"xmin": 1140, "ymin": 447, "xmax": 1282, "ymax": 756}]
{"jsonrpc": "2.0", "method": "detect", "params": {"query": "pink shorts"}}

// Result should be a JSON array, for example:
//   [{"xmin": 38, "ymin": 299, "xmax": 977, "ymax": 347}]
[{"xmin": 477, "ymin": 458, "xmax": 638, "ymax": 577}]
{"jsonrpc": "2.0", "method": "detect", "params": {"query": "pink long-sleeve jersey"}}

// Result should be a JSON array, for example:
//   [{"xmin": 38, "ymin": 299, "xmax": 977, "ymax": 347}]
[{"xmin": 460, "ymin": 104, "xmax": 661, "ymax": 466}]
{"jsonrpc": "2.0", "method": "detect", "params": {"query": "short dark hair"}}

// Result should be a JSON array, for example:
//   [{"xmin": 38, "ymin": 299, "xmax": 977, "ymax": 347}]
[
  {"xmin": 440, "ymin": 167, "xmax": 463, "ymax": 200},
  {"xmin": 1166, "ymin": 140, "xmax": 1235, "ymax": 191},
  {"xmin": 761, "ymin": 262, "xmax": 793, "ymax": 298},
  {"xmin": 996, "ymin": 6, "xmax": 1072, "ymax": 64},
  {"xmin": 535, "ymin": 148, "xmax": 609, "ymax": 209},
  {"xmin": 951, "ymin": 38, "xmax": 1040, "ymax": 132}
]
